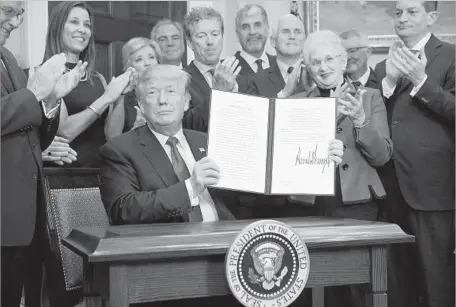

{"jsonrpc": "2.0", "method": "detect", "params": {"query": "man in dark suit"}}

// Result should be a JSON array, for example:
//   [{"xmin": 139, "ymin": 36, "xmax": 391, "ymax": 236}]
[
  {"xmin": 99, "ymin": 64, "xmax": 239, "ymax": 225},
  {"xmin": 1, "ymin": 2, "xmax": 87, "ymax": 306},
  {"xmin": 339, "ymin": 30, "xmax": 377, "ymax": 89},
  {"xmin": 246, "ymin": 14, "xmax": 311, "ymax": 99},
  {"xmin": 182, "ymin": 7, "xmax": 248, "ymax": 133},
  {"xmin": 233, "ymin": 4, "xmax": 276, "ymax": 76},
  {"xmin": 374, "ymin": 1, "xmax": 455, "ymax": 307}
]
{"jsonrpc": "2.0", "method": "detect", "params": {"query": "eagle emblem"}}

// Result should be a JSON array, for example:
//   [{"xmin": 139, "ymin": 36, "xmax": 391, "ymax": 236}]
[{"xmin": 248, "ymin": 241, "xmax": 289, "ymax": 290}]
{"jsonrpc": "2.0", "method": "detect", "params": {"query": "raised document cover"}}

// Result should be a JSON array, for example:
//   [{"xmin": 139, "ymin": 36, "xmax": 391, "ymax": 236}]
[{"xmin": 207, "ymin": 89, "xmax": 336, "ymax": 195}]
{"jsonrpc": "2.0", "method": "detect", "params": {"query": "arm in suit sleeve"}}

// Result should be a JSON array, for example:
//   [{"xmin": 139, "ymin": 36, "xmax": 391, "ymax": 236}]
[
  {"xmin": 413, "ymin": 59, "xmax": 455, "ymax": 121},
  {"xmin": 99, "ymin": 142, "xmax": 192, "ymax": 224},
  {"xmin": 353, "ymin": 89, "xmax": 394, "ymax": 167},
  {"xmin": 1, "ymin": 88, "xmax": 43, "ymax": 137},
  {"xmin": 182, "ymin": 97, "xmax": 210, "ymax": 132},
  {"xmin": 39, "ymin": 107, "xmax": 60, "ymax": 151}
]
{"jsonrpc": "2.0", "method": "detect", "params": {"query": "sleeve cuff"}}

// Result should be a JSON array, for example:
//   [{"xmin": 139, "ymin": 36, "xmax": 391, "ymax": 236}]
[
  {"xmin": 185, "ymin": 179, "xmax": 200, "ymax": 207},
  {"xmin": 410, "ymin": 75, "xmax": 428, "ymax": 97},
  {"xmin": 41, "ymin": 99, "xmax": 61, "ymax": 119},
  {"xmin": 232, "ymin": 82, "xmax": 239, "ymax": 93},
  {"xmin": 381, "ymin": 78, "xmax": 396, "ymax": 98}
]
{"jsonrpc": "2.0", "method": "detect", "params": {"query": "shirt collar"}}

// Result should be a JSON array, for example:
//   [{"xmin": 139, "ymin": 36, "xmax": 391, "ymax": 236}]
[
  {"xmin": 239, "ymin": 50, "xmax": 270, "ymax": 68},
  {"xmin": 148, "ymin": 125, "xmax": 186, "ymax": 149},
  {"xmin": 276, "ymin": 58, "xmax": 301, "ymax": 79},
  {"xmin": 410, "ymin": 32, "xmax": 431, "ymax": 51},
  {"xmin": 193, "ymin": 59, "xmax": 217, "ymax": 75},
  {"xmin": 348, "ymin": 67, "xmax": 371, "ymax": 86}
]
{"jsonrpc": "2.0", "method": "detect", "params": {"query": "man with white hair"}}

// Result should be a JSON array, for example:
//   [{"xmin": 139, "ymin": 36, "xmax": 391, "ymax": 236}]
[
  {"xmin": 246, "ymin": 13, "xmax": 311, "ymax": 98},
  {"xmin": 100, "ymin": 64, "xmax": 240, "ymax": 225},
  {"xmin": 339, "ymin": 30, "xmax": 377, "ymax": 88},
  {"xmin": 233, "ymin": 4, "xmax": 275, "ymax": 76}
]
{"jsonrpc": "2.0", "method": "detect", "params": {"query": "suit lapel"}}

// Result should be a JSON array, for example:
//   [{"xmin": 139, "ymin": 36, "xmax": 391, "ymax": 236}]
[
  {"xmin": 267, "ymin": 60, "xmax": 285, "ymax": 92},
  {"xmin": 0, "ymin": 47, "xmax": 27, "ymax": 92},
  {"xmin": 187, "ymin": 61, "xmax": 211, "ymax": 99},
  {"xmin": 137, "ymin": 126, "xmax": 180, "ymax": 186},
  {"xmin": 235, "ymin": 51, "xmax": 255, "ymax": 76},
  {"xmin": 184, "ymin": 129, "xmax": 207, "ymax": 162},
  {"xmin": 396, "ymin": 35, "xmax": 439, "ymax": 95}
]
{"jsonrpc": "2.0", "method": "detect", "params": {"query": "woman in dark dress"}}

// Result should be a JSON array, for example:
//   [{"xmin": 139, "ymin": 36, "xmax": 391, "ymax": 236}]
[
  {"xmin": 29, "ymin": 2, "xmax": 133, "ymax": 307},
  {"xmin": 41, "ymin": 1, "xmax": 133, "ymax": 170},
  {"xmin": 108, "ymin": 37, "xmax": 162, "ymax": 135}
]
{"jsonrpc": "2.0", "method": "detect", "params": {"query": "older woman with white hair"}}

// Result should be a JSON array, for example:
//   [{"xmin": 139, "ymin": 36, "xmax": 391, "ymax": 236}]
[
  {"xmin": 287, "ymin": 29, "xmax": 393, "ymax": 307},
  {"xmin": 108, "ymin": 37, "xmax": 162, "ymax": 136}
]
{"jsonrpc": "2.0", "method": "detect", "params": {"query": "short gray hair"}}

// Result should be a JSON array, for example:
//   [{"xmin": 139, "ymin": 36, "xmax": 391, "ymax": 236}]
[
  {"xmin": 339, "ymin": 30, "xmax": 370, "ymax": 47},
  {"xmin": 235, "ymin": 4, "xmax": 269, "ymax": 31},
  {"xmin": 136, "ymin": 64, "xmax": 191, "ymax": 103},
  {"xmin": 151, "ymin": 19, "xmax": 184, "ymax": 41},
  {"xmin": 122, "ymin": 37, "xmax": 162, "ymax": 70},
  {"xmin": 184, "ymin": 6, "xmax": 224, "ymax": 40},
  {"xmin": 303, "ymin": 30, "xmax": 347, "ymax": 65},
  {"xmin": 271, "ymin": 14, "xmax": 303, "ymax": 39}
]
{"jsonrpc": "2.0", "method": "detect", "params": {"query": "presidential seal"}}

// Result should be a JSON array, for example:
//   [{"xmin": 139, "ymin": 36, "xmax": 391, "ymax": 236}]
[{"xmin": 225, "ymin": 220, "xmax": 310, "ymax": 307}]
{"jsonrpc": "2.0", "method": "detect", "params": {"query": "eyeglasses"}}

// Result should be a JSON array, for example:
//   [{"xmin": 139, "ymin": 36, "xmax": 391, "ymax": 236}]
[
  {"xmin": 346, "ymin": 46, "xmax": 368, "ymax": 54},
  {"xmin": 309, "ymin": 54, "xmax": 342, "ymax": 69},
  {"xmin": 0, "ymin": 6, "xmax": 25, "ymax": 21}
]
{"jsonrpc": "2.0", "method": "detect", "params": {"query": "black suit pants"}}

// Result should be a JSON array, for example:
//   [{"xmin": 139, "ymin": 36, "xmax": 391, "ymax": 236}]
[{"xmin": 378, "ymin": 162, "xmax": 455, "ymax": 307}]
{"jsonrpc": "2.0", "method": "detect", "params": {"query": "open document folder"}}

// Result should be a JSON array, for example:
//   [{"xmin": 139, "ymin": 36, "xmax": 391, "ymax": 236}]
[{"xmin": 207, "ymin": 89, "xmax": 337, "ymax": 196}]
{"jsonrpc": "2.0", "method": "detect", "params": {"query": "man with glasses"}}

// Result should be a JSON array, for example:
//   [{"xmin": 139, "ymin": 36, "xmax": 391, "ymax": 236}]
[
  {"xmin": 1, "ymin": 2, "xmax": 86, "ymax": 306},
  {"xmin": 339, "ymin": 30, "xmax": 377, "ymax": 89}
]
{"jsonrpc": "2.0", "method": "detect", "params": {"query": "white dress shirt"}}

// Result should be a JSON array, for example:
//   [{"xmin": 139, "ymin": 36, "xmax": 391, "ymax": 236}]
[
  {"xmin": 193, "ymin": 60, "xmax": 217, "ymax": 88},
  {"xmin": 149, "ymin": 126, "xmax": 219, "ymax": 222},
  {"xmin": 382, "ymin": 32, "xmax": 431, "ymax": 98},
  {"xmin": 348, "ymin": 67, "xmax": 371, "ymax": 86},
  {"xmin": 239, "ymin": 50, "xmax": 270, "ymax": 73},
  {"xmin": 276, "ymin": 58, "xmax": 302, "ymax": 84}
]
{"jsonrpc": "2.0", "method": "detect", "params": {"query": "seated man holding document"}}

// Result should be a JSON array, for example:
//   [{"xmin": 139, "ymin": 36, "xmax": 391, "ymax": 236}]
[{"xmin": 99, "ymin": 65, "xmax": 240, "ymax": 225}]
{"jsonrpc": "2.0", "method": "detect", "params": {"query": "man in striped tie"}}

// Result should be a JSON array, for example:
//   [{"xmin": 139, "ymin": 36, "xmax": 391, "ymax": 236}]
[{"xmin": 99, "ymin": 64, "xmax": 239, "ymax": 225}]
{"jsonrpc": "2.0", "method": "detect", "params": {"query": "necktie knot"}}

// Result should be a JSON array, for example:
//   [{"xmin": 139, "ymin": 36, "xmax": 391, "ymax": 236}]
[
  {"xmin": 166, "ymin": 136, "xmax": 179, "ymax": 148},
  {"xmin": 255, "ymin": 59, "xmax": 264, "ymax": 72},
  {"xmin": 287, "ymin": 66, "xmax": 294, "ymax": 74},
  {"xmin": 208, "ymin": 68, "xmax": 215, "ymax": 76},
  {"xmin": 352, "ymin": 81, "xmax": 362, "ymax": 87}
]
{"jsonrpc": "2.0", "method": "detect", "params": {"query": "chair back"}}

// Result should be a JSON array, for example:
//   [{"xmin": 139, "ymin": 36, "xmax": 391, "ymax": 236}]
[{"xmin": 43, "ymin": 167, "xmax": 109, "ymax": 291}]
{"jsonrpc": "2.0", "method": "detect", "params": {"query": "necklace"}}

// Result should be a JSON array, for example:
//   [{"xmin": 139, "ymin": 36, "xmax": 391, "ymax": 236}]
[{"xmin": 64, "ymin": 65, "xmax": 88, "ymax": 82}]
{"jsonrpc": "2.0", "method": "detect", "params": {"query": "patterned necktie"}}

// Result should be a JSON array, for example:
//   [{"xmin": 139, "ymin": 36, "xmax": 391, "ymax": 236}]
[
  {"xmin": 255, "ymin": 59, "xmax": 263, "ymax": 72},
  {"xmin": 166, "ymin": 137, "xmax": 203, "ymax": 222}
]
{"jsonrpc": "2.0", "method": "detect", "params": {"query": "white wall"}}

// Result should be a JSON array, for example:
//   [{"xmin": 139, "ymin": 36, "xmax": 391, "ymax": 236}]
[{"xmin": 4, "ymin": 1, "xmax": 48, "ymax": 69}]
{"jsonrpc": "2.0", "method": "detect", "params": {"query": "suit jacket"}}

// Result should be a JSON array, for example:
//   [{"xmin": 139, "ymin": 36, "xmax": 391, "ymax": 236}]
[
  {"xmin": 364, "ymin": 67, "xmax": 378, "ymax": 89},
  {"xmin": 290, "ymin": 86, "xmax": 393, "ymax": 205},
  {"xmin": 233, "ymin": 51, "xmax": 276, "ymax": 76},
  {"xmin": 1, "ymin": 46, "xmax": 60, "ymax": 246},
  {"xmin": 245, "ymin": 58, "xmax": 308, "ymax": 98},
  {"xmin": 182, "ymin": 61, "xmax": 248, "ymax": 132},
  {"xmin": 99, "ymin": 126, "xmax": 238, "ymax": 224},
  {"xmin": 374, "ymin": 34, "xmax": 455, "ymax": 211}
]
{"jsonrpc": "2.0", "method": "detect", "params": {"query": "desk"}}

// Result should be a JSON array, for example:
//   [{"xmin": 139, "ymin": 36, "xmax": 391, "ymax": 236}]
[{"xmin": 63, "ymin": 217, "xmax": 414, "ymax": 307}]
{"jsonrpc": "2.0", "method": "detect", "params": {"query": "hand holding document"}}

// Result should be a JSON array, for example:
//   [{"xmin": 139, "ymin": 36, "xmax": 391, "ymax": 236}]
[{"xmin": 207, "ymin": 90, "xmax": 337, "ymax": 195}]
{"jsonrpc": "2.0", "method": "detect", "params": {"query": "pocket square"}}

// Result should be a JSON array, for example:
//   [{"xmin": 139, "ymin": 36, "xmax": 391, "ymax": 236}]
[{"xmin": 199, "ymin": 148, "xmax": 205, "ymax": 153}]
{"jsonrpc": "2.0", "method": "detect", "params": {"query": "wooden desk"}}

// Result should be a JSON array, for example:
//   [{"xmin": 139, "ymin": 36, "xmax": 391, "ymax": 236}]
[{"xmin": 63, "ymin": 217, "xmax": 414, "ymax": 307}]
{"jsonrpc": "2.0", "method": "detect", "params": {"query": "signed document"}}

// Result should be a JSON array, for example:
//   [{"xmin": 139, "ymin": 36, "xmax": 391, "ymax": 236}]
[{"xmin": 207, "ymin": 89, "xmax": 336, "ymax": 195}]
